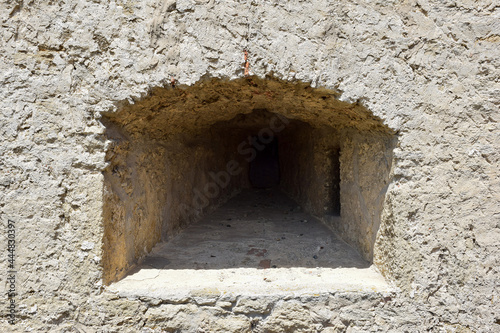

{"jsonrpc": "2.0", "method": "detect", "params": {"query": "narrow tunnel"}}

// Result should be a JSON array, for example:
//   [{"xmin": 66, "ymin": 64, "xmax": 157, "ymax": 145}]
[
  {"xmin": 248, "ymin": 134, "xmax": 280, "ymax": 189},
  {"xmin": 101, "ymin": 77, "xmax": 396, "ymax": 284}
]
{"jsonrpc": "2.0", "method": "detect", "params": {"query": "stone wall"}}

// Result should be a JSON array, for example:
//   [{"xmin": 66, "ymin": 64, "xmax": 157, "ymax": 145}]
[{"xmin": 0, "ymin": 0, "xmax": 498, "ymax": 332}]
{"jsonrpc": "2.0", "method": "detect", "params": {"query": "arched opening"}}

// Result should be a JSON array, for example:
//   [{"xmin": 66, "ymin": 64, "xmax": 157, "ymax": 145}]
[{"xmin": 101, "ymin": 77, "xmax": 396, "ymax": 290}]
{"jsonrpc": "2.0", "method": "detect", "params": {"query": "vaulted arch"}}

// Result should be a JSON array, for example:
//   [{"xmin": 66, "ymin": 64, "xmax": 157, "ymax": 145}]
[{"xmin": 101, "ymin": 76, "xmax": 396, "ymax": 284}]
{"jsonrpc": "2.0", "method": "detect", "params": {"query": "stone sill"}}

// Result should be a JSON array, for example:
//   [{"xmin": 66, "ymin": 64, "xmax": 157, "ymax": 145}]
[{"xmin": 107, "ymin": 266, "xmax": 392, "ymax": 303}]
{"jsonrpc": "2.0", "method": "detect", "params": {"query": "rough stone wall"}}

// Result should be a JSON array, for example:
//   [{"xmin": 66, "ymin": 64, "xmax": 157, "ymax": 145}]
[
  {"xmin": 339, "ymin": 131, "xmax": 395, "ymax": 261},
  {"xmin": 102, "ymin": 132, "xmax": 167, "ymax": 284},
  {"xmin": 279, "ymin": 121, "xmax": 316, "ymax": 212},
  {"xmin": 0, "ymin": 0, "xmax": 499, "ymax": 332}
]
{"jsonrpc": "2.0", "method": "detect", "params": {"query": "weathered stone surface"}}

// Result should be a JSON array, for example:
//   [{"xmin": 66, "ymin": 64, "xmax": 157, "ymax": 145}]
[{"xmin": 0, "ymin": 0, "xmax": 498, "ymax": 332}]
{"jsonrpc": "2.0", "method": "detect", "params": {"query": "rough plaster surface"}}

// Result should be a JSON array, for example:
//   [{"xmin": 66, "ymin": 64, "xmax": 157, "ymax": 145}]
[{"xmin": 0, "ymin": 0, "xmax": 499, "ymax": 332}]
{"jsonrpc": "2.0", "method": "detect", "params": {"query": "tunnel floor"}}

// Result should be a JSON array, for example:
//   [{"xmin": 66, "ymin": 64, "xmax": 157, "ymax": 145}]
[{"xmin": 108, "ymin": 189, "xmax": 390, "ymax": 300}]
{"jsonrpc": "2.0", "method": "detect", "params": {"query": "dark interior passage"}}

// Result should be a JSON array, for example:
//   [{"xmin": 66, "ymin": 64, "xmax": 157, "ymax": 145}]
[
  {"xmin": 249, "ymin": 136, "xmax": 280, "ymax": 188},
  {"xmin": 328, "ymin": 148, "xmax": 341, "ymax": 216}
]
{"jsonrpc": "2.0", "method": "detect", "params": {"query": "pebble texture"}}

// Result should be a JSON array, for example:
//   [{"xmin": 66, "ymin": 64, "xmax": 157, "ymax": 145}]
[{"xmin": 0, "ymin": 0, "xmax": 499, "ymax": 332}]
